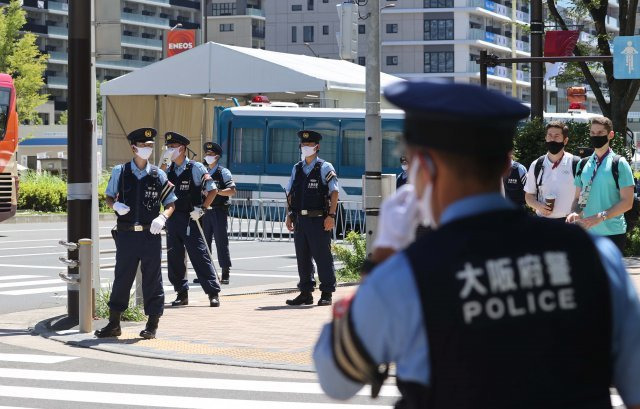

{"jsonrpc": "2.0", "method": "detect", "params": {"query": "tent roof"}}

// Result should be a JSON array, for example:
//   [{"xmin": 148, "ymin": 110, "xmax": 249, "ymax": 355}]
[{"xmin": 101, "ymin": 42, "xmax": 402, "ymax": 96}]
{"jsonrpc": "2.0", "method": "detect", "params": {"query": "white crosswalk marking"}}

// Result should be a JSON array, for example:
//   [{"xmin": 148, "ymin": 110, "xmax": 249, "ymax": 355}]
[
  {"xmin": 0, "ymin": 275, "xmax": 45, "ymax": 281},
  {"xmin": 0, "ymin": 279, "xmax": 62, "ymax": 289},
  {"xmin": 0, "ymin": 286, "xmax": 68, "ymax": 296},
  {"xmin": 0, "ymin": 354, "xmax": 78, "ymax": 364}
]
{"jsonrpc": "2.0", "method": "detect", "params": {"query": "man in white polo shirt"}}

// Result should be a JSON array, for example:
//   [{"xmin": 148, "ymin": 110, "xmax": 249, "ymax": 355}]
[{"xmin": 524, "ymin": 121, "xmax": 579, "ymax": 220}]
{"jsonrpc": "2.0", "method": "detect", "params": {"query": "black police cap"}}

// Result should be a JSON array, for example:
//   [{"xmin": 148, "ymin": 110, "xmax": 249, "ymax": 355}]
[
  {"xmin": 164, "ymin": 131, "xmax": 190, "ymax": 146},
  {"xmin": 127, "ymin": 128, "xmax": 157, "ymax": 144},
  {"xmin": 203, "ymin": 142, "xmax": 223, "ymax": 155},
  {"xmin": 298, "ymin": 130, "xmax": 322, "ymax": 143},
  {"xmin": 384, "ymin": 80, "xmax": 530, "ymax": 154}
]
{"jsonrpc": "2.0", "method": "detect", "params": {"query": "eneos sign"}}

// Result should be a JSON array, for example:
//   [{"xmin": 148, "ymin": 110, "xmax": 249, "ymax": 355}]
[{"xmin": 166, "ymin": 29, "xmax": 196, "ymax": 58}]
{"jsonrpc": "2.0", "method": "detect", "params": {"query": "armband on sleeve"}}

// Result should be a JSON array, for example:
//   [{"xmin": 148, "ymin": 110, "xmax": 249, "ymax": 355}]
[
  {"xmin": 331, "ymin": 296, "xmax": 389, "ymax": 398},
  {"xmin": 160, "ymin": 181, "xmax": 175, "ymax": 203},
  {"xmin": 325, "ymin": 170, "xmax": 337, "ymax": 184}
]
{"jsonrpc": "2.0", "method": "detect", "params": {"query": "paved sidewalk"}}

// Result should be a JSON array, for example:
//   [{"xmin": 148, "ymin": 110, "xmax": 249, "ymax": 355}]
[{"xmin": 30, "ymin": 259, "xmax": 640, "ymax": 372}]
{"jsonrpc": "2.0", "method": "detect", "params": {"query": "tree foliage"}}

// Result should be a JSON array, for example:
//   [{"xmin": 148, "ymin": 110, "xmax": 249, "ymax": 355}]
[
  {"xmin": 546, "ymin": 0, "xmax": 639, "ymax": 135},
  {"xmin": 0, "ymin": 0, "xmax": 48, "ymax": 124}
]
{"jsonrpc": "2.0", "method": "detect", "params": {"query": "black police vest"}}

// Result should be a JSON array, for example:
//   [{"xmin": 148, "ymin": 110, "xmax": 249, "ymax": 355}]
[
  {"xmin": 289, "ymin": 160, "xmax": 329, "ymax": 212},
  {"xmin": 168, "ymin": 161, "xmax": 202, "ymax": 213},
  {"xmin": 208, "ymin": 165, "xmax": 230, "ymax": 207},
  {"xmin": 117, "ymin": 162, "xmax": 162, "ymax": 225},
  {"xmin": 502, "ymin": 164, "xmax": 526, "ymax": 206},
  {"xmin": 402, "ymin": 210, "xmax": 612, "ymax": 409}
]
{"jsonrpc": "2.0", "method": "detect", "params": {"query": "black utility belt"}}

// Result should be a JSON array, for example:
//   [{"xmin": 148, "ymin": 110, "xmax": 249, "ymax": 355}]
[
  {"xmin": 116, "ymin": 223, "xmax": 151, "ymax": 232},
  {"xmin": 297, "ymin": 210, "xmax": 325, "ymax": 217},
  {"xmin": 205, "ymin": 204, "xmax": 230, "ymax": 210}
]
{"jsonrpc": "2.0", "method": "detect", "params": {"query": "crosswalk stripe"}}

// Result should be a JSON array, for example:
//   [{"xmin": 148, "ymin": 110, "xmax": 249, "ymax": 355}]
[
  {"xmin": 0, "ymin": 286, "xmax": 68, "ymax": 296},
  {"xmin": 0, "ymin": 368, "xmax": 400, "ymax": 397},
  {"xmin": 0, "ymin": 275, "xmax": 45, "ymax": 281},
  {"xmin": 0, "ymin": 354, "xmax": 78, "ymax": 364},
  {"xmin": 0, "ymin": 246, "xmax": 59, "ymax": 252},
  {"xmin": 0, "ymin": 385, "xmax": 385, "ymax": 408},
  {"xmin": 0, "ymin": 252, "xmax": 64, "ymax": 259},
  {"xmin": 0, "ymin": 264, "xmax": 61, "ymax": 270},
  {"xmin": 0, "ymin": 279, "xmax": 62, "ymax": 289}
]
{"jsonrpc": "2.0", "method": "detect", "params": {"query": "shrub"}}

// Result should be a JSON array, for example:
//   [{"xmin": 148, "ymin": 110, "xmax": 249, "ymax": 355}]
[
  {"xmin": 331, "ymin": 231, "xmax": 365, "ymax": 282},
  {"xmin": 95, "ymin": 288, "xmax": 146, "ymax": 322},
  {"xmin": 625, "ymin": 227, "xmax": 640, "ymax": 256}
]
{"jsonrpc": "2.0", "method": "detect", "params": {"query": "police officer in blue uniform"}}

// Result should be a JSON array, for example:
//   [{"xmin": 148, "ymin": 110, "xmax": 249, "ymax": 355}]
[
  {"xmin": 200, "ymin": 142, "xmax": 235, "ymax": 285},
  {"xmin": 95, "ymin": 128, "xmax": 177, "ymax": 340},
  {"xmin": 396, "ymin": 156, "xmax": 409, "ymax": 189},
  {"xmin": 503, "ymin": 155, "xmax": 528, "ymax": 209},
  {"xmin": 162, "ymin": 132, "xmax": 222, "ymax": 307},
  {"xmin": 285, "ymin": 130, "xmax": 339, "ymax": 306},
  {"xmin": 313, "ymin": 80, "xmax": 640, "ymax": 408}
]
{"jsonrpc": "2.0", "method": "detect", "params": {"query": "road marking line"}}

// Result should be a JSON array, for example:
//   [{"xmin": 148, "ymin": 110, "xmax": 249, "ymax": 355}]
[
  {"xmin": 0, "ymin": 246, "xmax": 59, "ymax": 251},
  {"xmin": 0, "ymin": 368, "xmax": 399, "ymax": 397},
  {"xmin": 0, "ymin": 275, "xmax": 46, "ymax": 281},
  {"xmin": 0, "ymin": 238, "xmax": 63, "ymax": 244},
  {"xmin": 0, "ymin": 354, "xmax": 78, "ymax": 364},
  {"xmin": 0, "ymin": 227, "xmax": 113, "ymax": 233},
  {"xmin": 0, "ymin": 252, "xmax": 64, "ymax": 259},
  {"xmin": 0, "ymin": 264, "xmax": 62, "ymax": 270},
  {"xmin": 0, "ymin": 279, "xmax": 62, "ymax": 289},
  {"xmin": 0, "ymin": 286, "xmax": 68, "ymax": 296}
]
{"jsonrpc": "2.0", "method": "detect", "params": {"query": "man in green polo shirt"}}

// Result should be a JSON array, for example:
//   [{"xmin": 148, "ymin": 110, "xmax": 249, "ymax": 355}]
[{"xmin": 566, "ymin": 116, "xmax": 635, "ymax": 252}]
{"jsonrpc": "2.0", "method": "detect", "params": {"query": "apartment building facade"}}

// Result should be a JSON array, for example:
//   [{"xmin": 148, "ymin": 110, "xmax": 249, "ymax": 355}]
[{"xmin": 205, "ymin": 0, "xmax": 266, "ymax": 49}]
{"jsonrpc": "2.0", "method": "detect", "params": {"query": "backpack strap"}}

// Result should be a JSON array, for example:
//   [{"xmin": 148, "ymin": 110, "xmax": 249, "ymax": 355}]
[
  {"xmin": 533, "ymin": 155, "xmax": 545, "ymax": 197},
  {"xmin": 575, "ymin": 157, "xmax": 589, "ymax": 178},
  {"xmin": 612, "ymin": 155, "xmax": 621, "ymax": 190},
  {"xmin": 571, "ymin": 155, "xmax": 580, "ymax": 177}
]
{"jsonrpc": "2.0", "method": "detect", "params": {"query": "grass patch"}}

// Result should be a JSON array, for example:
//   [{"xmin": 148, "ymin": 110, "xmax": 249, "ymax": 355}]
[
  {"xmin": 332, "ymin": 231, "xmax": 365, "ymax": 282},
  {"xmin": 95, "ymin": 288, "xmax": 146, "ymax": 322}
]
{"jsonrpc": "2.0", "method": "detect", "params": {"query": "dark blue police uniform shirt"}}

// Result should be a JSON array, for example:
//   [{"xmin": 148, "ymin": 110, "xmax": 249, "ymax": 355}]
[
  {"xmin": 285, "ymin": 157, "xmax": 339, "ymax": 195},
  {"xmin": 313, "ymin": 193, "xmax": 640, "ymax": 404},
  {"xmin": 105, "ymin": 160, "xmax": 177, "ymax": 206}
]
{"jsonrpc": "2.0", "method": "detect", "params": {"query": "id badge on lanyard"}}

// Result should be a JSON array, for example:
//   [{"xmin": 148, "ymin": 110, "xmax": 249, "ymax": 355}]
[{"xmin": 578, "ymin": 150, "xmax": 610, "ymax": 209}]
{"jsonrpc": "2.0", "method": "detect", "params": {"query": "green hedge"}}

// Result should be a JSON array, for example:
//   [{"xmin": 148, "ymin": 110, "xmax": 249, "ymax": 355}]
[{"xmin": 17, "ymin": 171, "xmax": 111, "ymax": 213}]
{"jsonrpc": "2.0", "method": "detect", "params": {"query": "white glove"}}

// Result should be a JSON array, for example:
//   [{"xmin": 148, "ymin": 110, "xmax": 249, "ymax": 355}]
[
  {"xmin": 373, "ymin": 184, "xmax": 419, "ymax": 251},
  {"xmin": 190, "ymin": 206, "xmax": 204, "ymax": 221},
  {"xmin": 160, "ymin": 148, "xmax": 173, "ymax": 166},
  {"xmin": 112, "ymin": 202, "xmax": 130, "ymax": 216},
  {"xmin": 150, "ymin": 214, "xmax": 167, "ymax": 234}
]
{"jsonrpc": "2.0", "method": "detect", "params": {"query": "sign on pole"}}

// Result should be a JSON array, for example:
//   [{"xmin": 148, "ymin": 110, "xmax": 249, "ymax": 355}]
[{"xmin": 613, "ymin": 36, "xmax": 640, "ymax": 79}]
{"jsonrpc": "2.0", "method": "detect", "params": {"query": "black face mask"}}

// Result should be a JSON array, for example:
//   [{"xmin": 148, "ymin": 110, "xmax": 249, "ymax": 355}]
[
  {"xmin": 546, "ymin": 141, "xmax": 565, "ymax": 155},
  {"xmin": 590, "ymin": 135, "xmax": 609, "ymax": 149}
]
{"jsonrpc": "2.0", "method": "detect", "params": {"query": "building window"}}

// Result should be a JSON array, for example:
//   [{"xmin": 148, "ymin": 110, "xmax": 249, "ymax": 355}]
[
  {"xmin": 323, "ymin": 0, "xmax": 329, "ymax": 2},
  {"xmin": 358, "ymin": 24, "xmax": 365, "ymax": 34},
  {"xmin": 292, "ymin": 4, "xmax": 302, "ymax": 11},
  {"xmin": 358, "ymin": 56, "xmax": 366, "ymax": 65},
  {"xmin": 424, "ymin": 19, "xmax": 454, "ymax": 40},
  {"xmin": 308, "ymin": 0, "xmax": 314, "ymax": 10},
  {"xmin": 424, "ymin": 0, "xmax": 453, "ymax": 7},
  {"xmin": 386, "ymin": 24, "xmax": 398, "ymax": 33},
  {"xmin": 211, "ymin": 2, "xmax": 236, "ymax": 16},
  {"xmin": 424, "ymin": 51, "xmax": 454, "ymax": 73},
  {"xmin": 292, "ymin": 26, "xmax": 297, "ymax": 42},
  {"xmin": 220, "ymin": 23, "xmax": 234, "ymax": 32},
  {"xmin": 323, "ymin": 25, "xmax": 329, "ymax": 35},
  {"xmin": 386, "ymin": 56, "xmax": 398, "ymax": 65},
  {"xmin": 303, "ymin": 25, "xmax": 315, "ymax": 42}
]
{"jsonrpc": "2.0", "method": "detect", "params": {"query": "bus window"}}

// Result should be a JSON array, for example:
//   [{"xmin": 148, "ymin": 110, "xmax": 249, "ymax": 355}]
[
  {"xmin": 382, "ymin": 130, "xmax": 402, "ymax": 169},
  {"xmin": 232, "ymin": 127, "xmax": 263, "ymax": 166},
  {"xmin": 0, "ymin": 87, "xmax": 9, "ymax": 142},
  {"xmin": 342, "ymin": 130, "xmax": 365, "ymax": 168},
  {"xmin": 268, "ymin": 127, "xmax": 300, "ymax": 165},
  {"xmin": 310, "ymin": 128, "xmax": 337, "ymax": 165}
]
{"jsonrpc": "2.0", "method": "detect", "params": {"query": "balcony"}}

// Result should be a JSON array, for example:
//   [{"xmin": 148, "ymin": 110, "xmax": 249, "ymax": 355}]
[
  {"xmin": 246, "ymin": 8, "xmax": 265, "ymax": 17},
  {"xmin": 48, "ymin": 1, "xmax": 69, "ymax": 14},
  {"xmin": 128, "ymin": 0, "xmax": 170, "ymax": 5},
  {"xmin": 121, "ymin": 35, "xmax": 163, "ymax": 50},
  {"xmin": 48, "ymin": 51, "xmax": 68, "ymax": 63},
  {"xmin": 252, "ymin": 27, "xmax": 265, "ymax": 39},
  {"xmin": 467, "ymin": 0, "xmax": 529, "ymax": 22},
  {"xmin": 46, "ymin": 76, "xmax": 68, "ymax": 88},
  {"xmin": 468, "ymin": 61, "xmax": 531, "ymax": 82},
  {"xmin": 95, "ymin": 59, "xmax": 148, "ymax": 70},
  {"xmin": 121, "ymin": 12, "xmax": 169, "ymax": 28},
  {"xmin": 170, "ymin": 0, "xmax": 201, "ymax": 9},
  {"xmin": 468, "ymin": 28, "xmax": 530, "ymax": 52},
  {"xmin": 605, "ymin": 15, "xmax": 619, "ymax": 30},
  {"xmin": 47, "ymin": 26, "xmax": 69, "ymax": 38}
]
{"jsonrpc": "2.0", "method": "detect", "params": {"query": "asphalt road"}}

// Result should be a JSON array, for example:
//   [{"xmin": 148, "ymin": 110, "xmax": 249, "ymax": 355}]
[{"xmin": 0, "ymin": 221, "xmax": 304, "ymax": 315}]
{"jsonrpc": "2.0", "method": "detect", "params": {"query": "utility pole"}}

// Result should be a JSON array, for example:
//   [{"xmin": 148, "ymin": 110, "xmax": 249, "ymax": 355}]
[
  {"xmin": 364, "ymin": 0, "xmax": 381, "ymax": 256},
  {"xmin": 67, "ymin": 0, "xmax": 92, "ymax": 321},
  {"xmin": 530, "ymin": 0, "xmax": 544, "ymax": 118},
  {"xmin": 201, "ymin": 0, "xmax": 208, "ymax": 43}
]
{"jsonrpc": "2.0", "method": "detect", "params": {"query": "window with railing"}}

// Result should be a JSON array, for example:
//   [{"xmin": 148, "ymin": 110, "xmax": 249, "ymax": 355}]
[
  {"xmin": 424, "ymin": 0, "xmax": 453, "ymax": 7},
  {"xmin": 220, "ymin": 23, "xmax": 234, "ymax": 32},
  {"xmin": 211, "ymin": 2, "xmax": 236, "ymax": 16},
  {"xmin": 424, "ymin": 19, "xmax": 453, "ymax": 40},
  {"xmin": 424, "ymin": 51, "xmax": 454, "ymax": 73}
]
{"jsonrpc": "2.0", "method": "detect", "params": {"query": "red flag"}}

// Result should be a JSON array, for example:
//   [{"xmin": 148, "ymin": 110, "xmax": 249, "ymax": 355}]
[{"xmin": 544, "ymin": 30, "xmax": 580, "ymax": 57}]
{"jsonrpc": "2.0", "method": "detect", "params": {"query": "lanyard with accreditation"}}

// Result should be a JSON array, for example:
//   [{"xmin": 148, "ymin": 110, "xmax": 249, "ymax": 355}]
[{"xmin": 578, "ymin": 149, "xmax": 611, "ymax": 210}]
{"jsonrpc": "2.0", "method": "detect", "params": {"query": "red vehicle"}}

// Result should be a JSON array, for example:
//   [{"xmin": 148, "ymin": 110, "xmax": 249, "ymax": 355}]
[{"xmin": 0, "ymin": 73, "xmax": 18, "ymax": 222}]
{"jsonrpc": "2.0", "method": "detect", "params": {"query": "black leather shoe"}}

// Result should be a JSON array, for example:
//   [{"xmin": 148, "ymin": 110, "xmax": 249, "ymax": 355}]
[
  {"xmin": 193, "ymin": 278, "xmax": 200, "ymax": 284},
  {"xmin": 221, "ymin": 268, "xmax": 230, "ymax": 285},
  {"xmin": 318, "ymin": 292, "xmax": 333, "ymax": 306},
  {"xmin": 170, "ymin": 291, "xmax": 188, "ymax": 306},
  {"xmin": 286, "ymin": 291, "xmax": 313, "ymax": 306},
  {"xmin": 140, "ymin": 315, "xmax": 160, "ymax": 339},
  {"xmin": 209, "ymin": 294, "xmax": 220, "ymax": 307},
  {"xmin": 95, "ymin": 310, "xmax": 122, "ymax": 338}
]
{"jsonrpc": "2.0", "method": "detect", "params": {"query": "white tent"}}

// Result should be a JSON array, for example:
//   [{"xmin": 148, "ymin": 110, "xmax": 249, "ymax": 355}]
[{"xmin": 101, "ymin": 42, "xmax": 402, "ymax": 96}]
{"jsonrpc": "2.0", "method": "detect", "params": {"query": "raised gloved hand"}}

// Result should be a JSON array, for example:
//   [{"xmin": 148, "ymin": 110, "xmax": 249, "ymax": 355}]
[
  {"xmin": 150, "ymin": 214, "xmax": 167, "ymax": 234},
  {"xmin": 373, "ymin": 184, "xmax": 419, "ymax": 251},
  {"xmin": 190, "ymin": 206, "xmax": 204, "ymax": 221},
  {"xmin": 112, "ymin": 202, "xmax": 130, "ymax": 216},
  {"xmin": 159, "ymin": 148, "xmax": 173, "ymax": 166}
]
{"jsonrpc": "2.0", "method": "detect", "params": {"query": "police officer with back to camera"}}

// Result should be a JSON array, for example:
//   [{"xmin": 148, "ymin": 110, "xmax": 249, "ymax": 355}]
[
  {"xmin": 312, "ymin": 80, "xmax": 640, "ymax": 409},
  {"xmin": 198, "ymin": 141, "xmax": 236, "ymax": 285},
  {"xmin": 95, "ymin": 128, "xmax": 177, "ymax": 340},
  {"xmin": 397, "ymin": 156, "xmax": 409, "ymax": 189},
  {"xmin": 285, "ymin": 130, "xmax": 339, "ymax": 307},
  {"xmin": 502, "ymin": 152, "xmax": 527, "ymax": 209},
  {"xmin": 162, "ymin": 132, "xmax": 222, "ymax": 307}
]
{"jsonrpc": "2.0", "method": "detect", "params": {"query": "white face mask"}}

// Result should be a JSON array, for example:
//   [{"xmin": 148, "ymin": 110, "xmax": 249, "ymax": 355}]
[
  {"xmin": 167, "ymin": 147, "xmax": 182, "ymax": 161},
  {"xmin": 134, "ymin": 146, "xmax": 153, "ymax": 160},
  {"xmin": 401, "ymin": 164, "xmax": 409, "ymax": 172},
  {"xmin": 408, "ymin": 157, "xmax": 436, "ymax": 228},
  {"xmin": 301, "ymin": 145, "xmax": 317, "ymax": 158},
  {"xmin": 204, "ymin": 155, "xmax": 218, "ymax": 165}
]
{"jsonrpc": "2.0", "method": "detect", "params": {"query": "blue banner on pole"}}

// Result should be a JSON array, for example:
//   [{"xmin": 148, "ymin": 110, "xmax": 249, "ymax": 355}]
[{"xmin": 614, "ymin": 36, "xmax": 640, "ymax": 79}]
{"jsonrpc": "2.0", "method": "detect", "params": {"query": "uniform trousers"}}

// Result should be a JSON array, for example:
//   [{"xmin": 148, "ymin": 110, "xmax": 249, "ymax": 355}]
[
  {"xmin": 108, "ymin": 230, "xmax": 164, "ymax": 316},
  {"xmin": 166, "ymin": 212, "xmax": 220, "ymax": 295},
  {"xmin": 203, "ymin": 207, "xmax": 231, "ymax": 269},
  {"xmin": 294, "ymin": 215, "xmax": 336, "ymax": 293}
]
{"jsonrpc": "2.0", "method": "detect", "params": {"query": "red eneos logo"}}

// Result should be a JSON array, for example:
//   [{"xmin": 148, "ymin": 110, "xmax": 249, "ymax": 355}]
[{"xmin": 166, "ymin": 30, "xmax": 196, "ymax": 57}]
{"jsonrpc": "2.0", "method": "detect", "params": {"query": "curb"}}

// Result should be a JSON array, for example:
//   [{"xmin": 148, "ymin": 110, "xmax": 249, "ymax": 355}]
[{"xmin": 8, "ymin": 214, "xmax": 117, "ymax": 224}]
